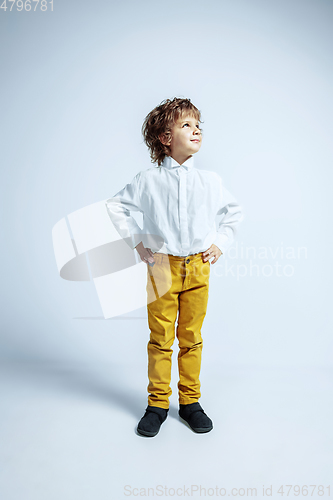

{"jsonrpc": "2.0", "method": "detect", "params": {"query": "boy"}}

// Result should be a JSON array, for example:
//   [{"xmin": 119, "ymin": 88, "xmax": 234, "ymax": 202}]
[{"xmin": 105, "ymin": 97, "xmax": 243, "ymax": 437}]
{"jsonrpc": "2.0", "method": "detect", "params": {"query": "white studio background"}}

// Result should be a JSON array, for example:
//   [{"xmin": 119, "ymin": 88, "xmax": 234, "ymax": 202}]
[{"xmin": 1, "ymin": 0, "xmax": 333, "ymax": 499}]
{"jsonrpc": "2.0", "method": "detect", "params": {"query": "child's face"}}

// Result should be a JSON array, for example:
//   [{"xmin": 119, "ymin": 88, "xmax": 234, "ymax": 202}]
[{"xmin": 162, "ymin": 114, "xmax": 202, "ymax": 162}]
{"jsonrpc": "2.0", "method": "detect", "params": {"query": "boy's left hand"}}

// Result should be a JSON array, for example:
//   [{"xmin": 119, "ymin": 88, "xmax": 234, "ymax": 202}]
[{"xmin": 202, "ymin": 244, "xmax": 222, "ymax": 264}]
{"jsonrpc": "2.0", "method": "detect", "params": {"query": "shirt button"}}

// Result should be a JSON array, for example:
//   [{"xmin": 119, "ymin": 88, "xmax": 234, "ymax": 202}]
[{"xmin": 186, "ymin": 258, "xmax": 190, "ymax": 264}]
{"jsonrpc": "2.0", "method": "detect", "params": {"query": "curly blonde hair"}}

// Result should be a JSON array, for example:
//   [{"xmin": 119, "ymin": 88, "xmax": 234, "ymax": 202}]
[{"xmin": 141, "ymin": 97, "xmax": 203, "ymax": 166}]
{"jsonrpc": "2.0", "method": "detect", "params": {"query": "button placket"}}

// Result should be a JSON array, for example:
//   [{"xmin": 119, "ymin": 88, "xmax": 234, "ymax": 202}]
[{"xmin": 179, "ymin": 169, "xmax": 189, "ymax": 254}]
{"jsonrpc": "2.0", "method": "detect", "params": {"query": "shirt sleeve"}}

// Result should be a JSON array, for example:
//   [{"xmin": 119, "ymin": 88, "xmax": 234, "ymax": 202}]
[
  {"xmin": 214, "ymin": 175, "xmax": 244, "ymax": 255},
  {"xmin": 105, "ymin": 172, "xmax": 143, "ymax": 250}
]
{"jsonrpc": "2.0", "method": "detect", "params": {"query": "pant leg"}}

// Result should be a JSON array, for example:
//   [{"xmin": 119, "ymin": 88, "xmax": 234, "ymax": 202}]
[
  {"xmin": 146, "ymin": 254, "xmax": 181, "ymax": 409},
  {"xmin": 176, "ymin": 256, "xmax": 210, "ymax": 405}
]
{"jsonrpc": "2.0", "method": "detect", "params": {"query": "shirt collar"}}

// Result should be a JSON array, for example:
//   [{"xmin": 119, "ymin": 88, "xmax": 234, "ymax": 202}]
[{"xmin": 162, "ymin": 155, "xmax": 194, "ymax": 171}]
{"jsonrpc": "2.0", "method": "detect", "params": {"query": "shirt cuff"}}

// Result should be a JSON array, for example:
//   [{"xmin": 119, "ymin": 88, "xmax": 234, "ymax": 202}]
[
  {"xmin": 129, "ymin": 233, "xmax": 143, "ymax": 250},
  {"xmin": 213, "ymin": 233, "xmax": 231, "ymax": 255}
]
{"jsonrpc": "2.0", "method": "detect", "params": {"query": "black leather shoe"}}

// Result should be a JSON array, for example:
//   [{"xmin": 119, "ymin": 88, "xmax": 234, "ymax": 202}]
[
  {"xmin": 179, "ymin": 402, "xmax": 213, "ymax": 433},
  {"xmin": 137, "ymin": 406, "xmax": 169, "ymax": 437}
]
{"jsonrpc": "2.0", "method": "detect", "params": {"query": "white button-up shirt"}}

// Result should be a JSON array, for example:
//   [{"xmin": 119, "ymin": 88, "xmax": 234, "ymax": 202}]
[{"xmin": 105, "ymin": 155, "xmax": 244, "ymax": 257}]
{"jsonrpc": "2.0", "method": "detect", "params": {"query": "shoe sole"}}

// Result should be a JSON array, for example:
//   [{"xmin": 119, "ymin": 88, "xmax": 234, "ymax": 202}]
[
  {"xmin": 137, "ymin": 427, "xmax": 159, "ymax": 437},
  {"xmin": 179, "ymin": 416, "xmax": 213, "ymax": 433}
]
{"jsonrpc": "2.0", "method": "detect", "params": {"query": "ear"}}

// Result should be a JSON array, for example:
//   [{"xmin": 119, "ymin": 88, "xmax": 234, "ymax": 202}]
[{"xmin": 159, "ymin": 133, "xmax": 171, "ymax": 146}]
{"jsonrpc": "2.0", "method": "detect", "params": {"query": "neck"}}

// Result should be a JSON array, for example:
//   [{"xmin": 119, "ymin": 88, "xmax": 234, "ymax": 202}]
[{"xmin": 171, "ymin": 154, "xmax": 192, "ymax": 165}]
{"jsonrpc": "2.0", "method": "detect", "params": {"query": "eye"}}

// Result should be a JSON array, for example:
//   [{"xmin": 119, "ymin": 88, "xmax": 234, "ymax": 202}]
[{"xmin": 182, "ymin": 123, "xmax": 190, "ymax": 127}]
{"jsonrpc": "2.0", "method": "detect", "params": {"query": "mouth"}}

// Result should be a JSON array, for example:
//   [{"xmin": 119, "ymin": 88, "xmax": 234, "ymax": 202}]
[{"xmin": 191, "ymin": 139, "xmax": 200, "ymax": 143}]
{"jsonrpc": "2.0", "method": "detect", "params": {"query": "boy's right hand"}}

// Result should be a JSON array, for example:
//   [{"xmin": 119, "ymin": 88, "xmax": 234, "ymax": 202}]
[{"xmin": 135, "ymin": 241, "xmax": 155, "ymax": 264}]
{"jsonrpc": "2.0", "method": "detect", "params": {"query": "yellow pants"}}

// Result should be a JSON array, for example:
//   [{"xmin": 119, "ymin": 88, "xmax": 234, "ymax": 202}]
[{"xmin": 146, "ymin": 252, "xmax": 210, "ymax": 409}]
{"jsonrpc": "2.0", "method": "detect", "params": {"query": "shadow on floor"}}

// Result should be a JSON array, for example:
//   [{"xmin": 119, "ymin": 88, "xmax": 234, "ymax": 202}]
[{"xmin": 2, "ymin": 358, "xmax": 145, "ymax": 419}]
